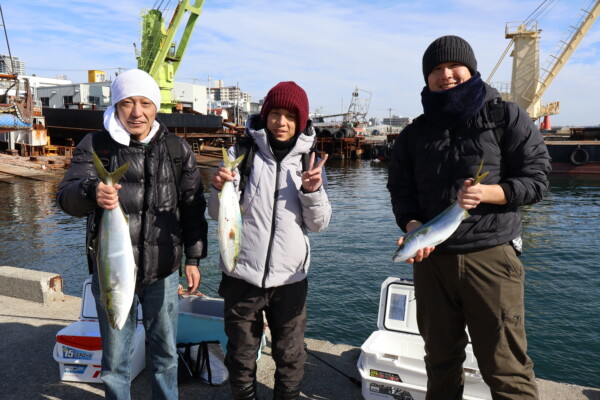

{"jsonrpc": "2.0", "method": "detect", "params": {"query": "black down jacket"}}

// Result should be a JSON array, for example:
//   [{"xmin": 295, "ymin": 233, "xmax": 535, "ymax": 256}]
[
  {"xmin": 387, "ymin": 84, "xmax": 551, "ymax": 252},
  {"xmin": 56, "ymin": 123, "xmax": 208, "ymax": 286}
]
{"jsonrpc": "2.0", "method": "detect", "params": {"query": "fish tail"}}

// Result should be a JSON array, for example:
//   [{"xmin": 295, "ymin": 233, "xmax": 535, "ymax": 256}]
[
  {"xmin": 92, "ymin": 152, "xmax": 109, "ymax": 183},
  {"xmin": 229, "ymin": 154, "xmax": 245, "ymax": 171},
  {"xmin": 92, "ymin": 152, "xmax": 130, "ymax": 185},
  {"xmin": 472, "ymin": 159, "xmax": 489, "ymax": 185},
  {"xmin": 110, "ymin": 162, "xmax": 130, "ymax": 185},
  {"xmin": 221, "ymin": 147, "xmax": 230, "ymax": 169},
  {"xmin": 221, "ymin": 147, "xmax": 244, "ymax": 171}
]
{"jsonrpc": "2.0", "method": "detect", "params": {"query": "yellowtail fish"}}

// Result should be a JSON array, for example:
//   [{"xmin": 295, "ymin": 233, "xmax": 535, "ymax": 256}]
[
  {"xmin": 393, "ymin": 160, "xmax": 489, "ymax": 262},
  {"xmin": 218, "ymin": 147, "xmax": 244, "ymax": 272},
  {"xmin": 92, "ymin": 152, "xmax": 137, "ymax": 330}
]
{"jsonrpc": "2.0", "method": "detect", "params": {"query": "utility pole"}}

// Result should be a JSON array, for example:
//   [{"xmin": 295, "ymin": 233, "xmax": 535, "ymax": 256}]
[
  {"xmin": 236, "ymin": 81, "xmax": 239, "ymax": 126},
  {"xmin": 207, "ymin": 75, "xmax": 211, "ymax": 115}
]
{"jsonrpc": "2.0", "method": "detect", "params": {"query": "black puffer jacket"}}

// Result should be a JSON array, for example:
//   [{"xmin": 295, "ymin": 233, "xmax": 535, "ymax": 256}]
[
  {"xmin": 56, "ymin": 122, "xmax": 208, "ymax": 286},
  {"xmin": 387, "ymin": 84, "xmax": 551, "ymax": 252}
]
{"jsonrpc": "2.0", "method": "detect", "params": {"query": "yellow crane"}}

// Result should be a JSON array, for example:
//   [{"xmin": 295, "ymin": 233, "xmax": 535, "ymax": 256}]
[
  {"xmin": 487, "ymin": 0, "xmax": 600, "ymax": 125},
  {"xmin": 135, "ymin": 0, "xmax": 205, "ymax": 113}
]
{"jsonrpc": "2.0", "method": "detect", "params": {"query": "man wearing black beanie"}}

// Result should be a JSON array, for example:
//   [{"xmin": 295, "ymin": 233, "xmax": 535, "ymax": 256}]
[{"xmin": 387, "ymin": 35, "xmax": 551, "ymax": 399}]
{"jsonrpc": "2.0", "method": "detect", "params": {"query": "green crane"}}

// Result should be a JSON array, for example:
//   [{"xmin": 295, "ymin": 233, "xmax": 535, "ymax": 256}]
[{"xmin": 136, "ymin": 0, "xmax": 205, "ymax": 113}]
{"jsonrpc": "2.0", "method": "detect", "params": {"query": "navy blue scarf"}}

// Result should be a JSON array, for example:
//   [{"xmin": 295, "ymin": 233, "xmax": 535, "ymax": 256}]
[{"xmin": 421, "ymin": 72, "xmax": 486, "ymax": 129}]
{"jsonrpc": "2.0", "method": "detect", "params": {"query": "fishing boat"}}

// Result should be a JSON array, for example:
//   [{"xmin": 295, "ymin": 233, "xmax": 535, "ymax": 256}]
[
  {"xmin": 312, "ymin": 87, "xmax": 371, "ymax": 160},
  {"xmin": 0, "ymin": 73, "xmax": 49, "ymax": 156},
  {"xmin": 0, "ymin": 73, "xmax": 32, "ymax": 131},
  {"xmin": 43, "ymin": 107, "xmax": 222, "ymax": 142},
  {"xmin": 543, "ymin": 127, "xmax": 600, "ymax": 174}
]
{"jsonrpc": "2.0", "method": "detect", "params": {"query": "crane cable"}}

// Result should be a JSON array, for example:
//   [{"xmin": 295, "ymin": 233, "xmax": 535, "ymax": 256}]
[
  {"xmin": 524, "ymin": 0, "xmax": 557, "ymax": 25},
  {"xmin": 487, "ymin": 0, "xmax": 559, "ymax": 83}
]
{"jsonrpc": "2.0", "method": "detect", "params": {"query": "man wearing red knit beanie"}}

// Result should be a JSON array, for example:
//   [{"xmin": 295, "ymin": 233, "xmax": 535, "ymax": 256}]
[{"xmin": 209, "ymin": 81, "xmax": 332, "ymax": 400}]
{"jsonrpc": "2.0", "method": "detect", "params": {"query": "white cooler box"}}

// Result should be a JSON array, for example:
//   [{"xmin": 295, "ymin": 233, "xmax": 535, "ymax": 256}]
[
  {"xmin": 53, "ymin": 279, "xmax": 145, "ymax": 383},
  {"xmin": 357, "ymin": 277, "xmax": 491, "ymax": 400}
]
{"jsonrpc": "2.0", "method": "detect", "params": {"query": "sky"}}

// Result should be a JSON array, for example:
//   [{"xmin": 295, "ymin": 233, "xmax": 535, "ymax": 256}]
[{"xmin": 3, "ymin": 0, "xmax": 600, "ymax": 126}]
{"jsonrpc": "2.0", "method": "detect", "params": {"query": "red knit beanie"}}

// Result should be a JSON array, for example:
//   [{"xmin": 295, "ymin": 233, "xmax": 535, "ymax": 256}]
[{"xmin": 260, "ymin": 81, "xmax": 309, "ymax": 134}]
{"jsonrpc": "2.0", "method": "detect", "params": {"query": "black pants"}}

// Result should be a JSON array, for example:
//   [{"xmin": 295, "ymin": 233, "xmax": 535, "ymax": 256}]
[
  {"xmin": 414, "ymin": 244, "xmax": 538, "ymax": 400},
  {"xmin": 219, "ymin": 274, "xmax": 308, "ymax": 388}
]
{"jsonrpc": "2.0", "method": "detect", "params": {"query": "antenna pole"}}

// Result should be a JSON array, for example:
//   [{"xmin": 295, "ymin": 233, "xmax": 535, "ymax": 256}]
[{"xmin": 0, "ymin": 5, "xmax": 14, "ymax": 74}]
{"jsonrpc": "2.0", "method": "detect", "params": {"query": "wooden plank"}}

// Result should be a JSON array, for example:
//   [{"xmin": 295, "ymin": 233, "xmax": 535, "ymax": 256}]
[
  {"xmin": 0, "ymin": 172, "xmax": 18, "ymax": 184},
  {"xmin": 0, "ymin": 164, "xmax": 60, "ymax": 182}
]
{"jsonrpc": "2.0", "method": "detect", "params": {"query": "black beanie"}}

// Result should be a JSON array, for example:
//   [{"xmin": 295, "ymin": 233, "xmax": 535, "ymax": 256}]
[{"xmin": 422, "ymin": 35, "xmax": 477, "ymax": 82}]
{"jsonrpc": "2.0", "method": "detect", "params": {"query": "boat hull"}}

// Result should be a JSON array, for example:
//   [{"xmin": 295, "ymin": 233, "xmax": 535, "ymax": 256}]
[
  {"xmin": 545, "ymin": 141, "xmax": 600, "ymax": 174},
  {"xmin": 43, "ymin": 107, "xmax": 223, "ymax": 144}
]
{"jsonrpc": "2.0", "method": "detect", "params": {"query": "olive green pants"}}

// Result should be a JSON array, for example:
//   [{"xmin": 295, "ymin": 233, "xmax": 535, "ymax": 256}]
[{"xmin": 413, "ymin": 244, "xmax": 538, "ymax": 400}]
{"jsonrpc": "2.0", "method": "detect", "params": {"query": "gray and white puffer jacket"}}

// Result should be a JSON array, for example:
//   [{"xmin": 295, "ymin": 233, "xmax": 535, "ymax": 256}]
[{"xmin": 208, "ymin": 115, "xmax": 332, "ymax": 288}]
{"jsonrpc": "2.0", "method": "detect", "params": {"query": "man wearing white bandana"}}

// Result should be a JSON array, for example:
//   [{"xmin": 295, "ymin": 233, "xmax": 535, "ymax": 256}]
[{"xmin": 57, "ymin": 69, "xmax": 208, "ymax": 400}]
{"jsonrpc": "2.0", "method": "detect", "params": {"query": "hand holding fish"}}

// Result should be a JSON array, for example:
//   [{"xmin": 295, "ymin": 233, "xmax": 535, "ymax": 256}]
[
  {"xmin": 212, "ymin": 166, "xmax": 236, "ymax": 191},
  {"xmin": 96, "ymin": 182, "xmax": 122, "ymax": 210},
  {"xmin": 458, "ymin": 180, "xmax": 508, "ymax": 208},
  {"xmin": 457, "ymin": 179, "xmax": 484, "ymax": 210},
  {"xmin": 396, "ymin": 220, "xmax": 436, "ymax": 264},
  {"xmin": 393, "ymin": 160, "xmax": 490, "ymax": 264},
  {"xmin": 302, "ymin": 152, "xmax": 328, "ymax": 193}
]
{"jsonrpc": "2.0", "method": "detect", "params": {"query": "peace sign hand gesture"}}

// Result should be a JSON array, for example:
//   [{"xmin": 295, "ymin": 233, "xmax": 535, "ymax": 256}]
[{"xmin": 301, "ymin": 152, "xmax": 329, "ymax": 193}]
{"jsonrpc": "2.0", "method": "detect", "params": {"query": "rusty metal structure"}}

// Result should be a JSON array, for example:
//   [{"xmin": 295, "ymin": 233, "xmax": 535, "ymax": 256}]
[
  {"xmin": 312, "ymin": 87, "xmax": 372, "ymax": 159},
  {"xmin": 0, "ymin": 5, "xmax": 48, "ymax": 156}
]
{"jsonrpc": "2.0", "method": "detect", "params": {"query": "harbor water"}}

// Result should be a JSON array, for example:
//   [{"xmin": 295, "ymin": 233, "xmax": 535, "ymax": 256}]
[{"xmin": 0, "ymin": 160, "xmax": 598, "ymax": 389}]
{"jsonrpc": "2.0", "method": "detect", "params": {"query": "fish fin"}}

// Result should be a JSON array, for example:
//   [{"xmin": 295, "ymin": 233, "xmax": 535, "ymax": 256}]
[
  {"xmin": 472, "ymin": 159, "xmax": 489, "ymax": 185},
  {"xmin": 92, "ymin": 152, "xmax": 109, "ymax": 183}
]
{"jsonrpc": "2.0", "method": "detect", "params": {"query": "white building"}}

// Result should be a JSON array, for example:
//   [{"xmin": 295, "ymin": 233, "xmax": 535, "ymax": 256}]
[
  {"xmin": 209, "ymin": 82, "xmax": 252, "ymax": 103},
  {"xmin": 172, "ymin": 82, "xmax": 209, "ymax": 114},
  {"xmin": 37, "ymin": 82, "xmax": 111, "ymax": 109},
  {"xmin": 0, "ymin": 54, "xmax": 25, "ymax": 75},
  {"xmin": 20, "ymin": 75, "xmax": 72, "ymax": 104},
  {"xmin": 383, "ymin": 115, "xmax": 411, "ymax": 128},
  {"xmin": 32, "ymin": 72, "xmax": 209, "ymax": 114}
]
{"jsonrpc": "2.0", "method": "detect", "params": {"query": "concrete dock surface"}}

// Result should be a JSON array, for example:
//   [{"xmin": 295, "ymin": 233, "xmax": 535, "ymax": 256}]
[{"xmin": 1, "ymin": 273, "xmax": 599, "ymax": 399}]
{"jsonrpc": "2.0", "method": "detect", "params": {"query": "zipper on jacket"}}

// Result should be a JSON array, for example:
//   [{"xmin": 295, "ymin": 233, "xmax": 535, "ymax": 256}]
[
  {"xmin": 262, "ymin": 161, "xmax": 281, "ymax": 288},
  {"xmin": 302, "ymin": 233, "xmax": 309, "ymax": 274}
]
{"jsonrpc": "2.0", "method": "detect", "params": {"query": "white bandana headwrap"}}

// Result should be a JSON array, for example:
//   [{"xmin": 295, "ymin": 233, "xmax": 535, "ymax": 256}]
[{"xmin": 103, "ymin": 69, "xmax": 162, "ymax": 146}]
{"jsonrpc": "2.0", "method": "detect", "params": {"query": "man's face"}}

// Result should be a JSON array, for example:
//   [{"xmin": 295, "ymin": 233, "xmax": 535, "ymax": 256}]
[
  {"xmin": 266, "ymin": 108, "xmax": 297, "ymax": 141},
  {"xmin": 427, "ymin": 62, "xmax": 472, "ymax": 92},
  {"xmin": 115, "ymin": 96, "xmax": 157, "ymax": 140}
]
